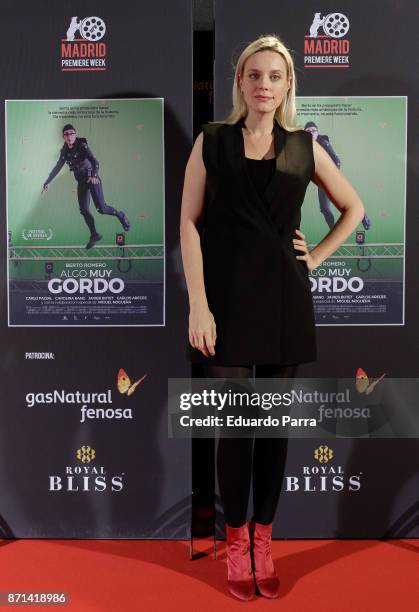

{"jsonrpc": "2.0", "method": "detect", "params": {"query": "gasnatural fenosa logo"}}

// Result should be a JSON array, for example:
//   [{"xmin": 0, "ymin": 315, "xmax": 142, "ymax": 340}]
[
  {"xmin": 117, "ymin": 369, "xmax": 147, "ymax": 396},
  {"xmin": 355, "ymin": 368, "xmax": 386, "ymax": 395}
]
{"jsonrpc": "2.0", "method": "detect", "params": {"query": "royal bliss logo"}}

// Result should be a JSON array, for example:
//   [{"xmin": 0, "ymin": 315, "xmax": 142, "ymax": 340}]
[
  {"xmin": 304, "ymin": 12, "xmax": 350, "ymax": 68},
  {"xmin": 49, "ymin": 446, "xmax": 124, "ymax": 493},
  {"xmin": 61, "ymin": 16, "xmax": 107, "ymax": 72},
  {"xmin": 285, "ymin": 445, "xmax": 362, "ymax": 492}
]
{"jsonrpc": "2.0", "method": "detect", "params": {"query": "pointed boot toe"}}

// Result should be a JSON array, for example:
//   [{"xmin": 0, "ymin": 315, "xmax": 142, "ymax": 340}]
[
  {"xmin": 227, "ymin": 578, "xmax": 255, "ymax": 601},
  {"xmin": 256, "ymin": 575, "xmax": 280, "ymax": 599}
]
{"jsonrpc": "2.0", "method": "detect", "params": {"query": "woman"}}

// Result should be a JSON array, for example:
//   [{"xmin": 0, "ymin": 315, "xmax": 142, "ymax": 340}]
[
  {"xmin": 42, "ymin": 124, "xmax": 130, "ymax": 250},
  {"xmin": 180, "ymin": 35, "xmax": 364, "ymax": 601}
]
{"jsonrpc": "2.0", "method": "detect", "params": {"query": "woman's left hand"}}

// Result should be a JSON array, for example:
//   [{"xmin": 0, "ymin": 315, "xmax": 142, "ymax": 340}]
[{"xmin": 293, "ymin": 229, "xmax": 317, "ymax": 272}]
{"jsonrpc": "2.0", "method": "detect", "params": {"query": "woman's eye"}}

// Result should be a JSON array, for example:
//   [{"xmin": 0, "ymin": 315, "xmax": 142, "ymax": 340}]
[{"xmin": 271, "ymin": 74, "xmax": 280, "ymax": 80}]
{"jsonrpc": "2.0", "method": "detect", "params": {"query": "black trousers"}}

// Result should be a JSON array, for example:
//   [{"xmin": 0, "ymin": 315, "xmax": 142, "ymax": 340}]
[
  {"xmin": 202, "ymin": 363, "xmax": 298, "ymax": 528},
  {"xmin": 77, "ymin": 176, "xmax": 119, "ymax": 235}
]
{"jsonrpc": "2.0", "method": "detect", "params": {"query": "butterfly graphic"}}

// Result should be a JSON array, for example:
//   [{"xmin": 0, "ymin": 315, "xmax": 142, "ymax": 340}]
[
  {"xmin": 355, "ymin": 368, "xmax": 386, "ymax": 395},
  {"xmin": 117, "ymin": 368, "xmax": 147, "ymax": 396}
]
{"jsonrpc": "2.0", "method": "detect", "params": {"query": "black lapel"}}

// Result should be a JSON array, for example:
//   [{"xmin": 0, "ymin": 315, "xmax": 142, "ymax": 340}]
[
  {"xmin": 233, "ymin": 117, "xmax": 287, "ymax": 217},
  {"xmin": 265, "ymin": 120, "xmax": 287, "ymax": 204}
]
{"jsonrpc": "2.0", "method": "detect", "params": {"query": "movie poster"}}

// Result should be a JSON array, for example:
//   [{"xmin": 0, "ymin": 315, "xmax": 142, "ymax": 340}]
[
  {"xmin": 6, "ymin": 98, "xmax": 165, "ymax": 326},
  {"xmin": 297, "ymin": 96, "xmax": 406, "ymax": 326}
]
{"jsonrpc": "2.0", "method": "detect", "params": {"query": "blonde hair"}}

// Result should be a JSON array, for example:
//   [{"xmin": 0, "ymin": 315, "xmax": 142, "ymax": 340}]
[{"xmin": 221, "ymin": 35, "xmax": 299, "ymax": 131}]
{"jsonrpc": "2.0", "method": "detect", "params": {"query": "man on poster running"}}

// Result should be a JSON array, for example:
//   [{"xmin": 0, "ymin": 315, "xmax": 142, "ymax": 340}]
[
  {"xmin": 304, "ymin": 121, "xmax": 372, "ymax": 231},
  {"xmin": 42, "ymin": 124, "xmax": 130, "ymax": 249}
]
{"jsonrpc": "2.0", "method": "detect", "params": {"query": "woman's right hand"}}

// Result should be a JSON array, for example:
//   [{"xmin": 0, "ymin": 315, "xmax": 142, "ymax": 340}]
[{"xmin": 189, "ymin": 303, "xmax": 217, "ymax": 357}]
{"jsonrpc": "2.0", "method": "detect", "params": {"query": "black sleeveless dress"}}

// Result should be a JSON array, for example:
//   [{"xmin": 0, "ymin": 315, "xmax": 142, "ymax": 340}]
[
  {"xmin": 187, "ymin": 117, "xmax": 317, "ymax": 366},
  {"xmin": 245, "ymin": 157, "xmax": 276, "ymax": 204}
]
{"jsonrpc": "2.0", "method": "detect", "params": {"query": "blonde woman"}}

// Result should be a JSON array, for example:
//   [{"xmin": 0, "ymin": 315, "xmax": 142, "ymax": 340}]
[{"xmin": 180, "ymin": 35, "xmax": 364, "ymax": 601}]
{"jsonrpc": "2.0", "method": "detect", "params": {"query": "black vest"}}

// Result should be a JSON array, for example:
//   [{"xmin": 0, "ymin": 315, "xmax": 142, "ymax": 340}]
[{"xmin": 187, "ymin": 118, "xmax": 317, "ymax": 366}]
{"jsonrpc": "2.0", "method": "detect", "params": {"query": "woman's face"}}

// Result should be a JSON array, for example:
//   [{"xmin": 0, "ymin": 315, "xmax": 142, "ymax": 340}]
[{"xmin": 238, "ymin": 50, "xmax": 290, "ymax": 116}]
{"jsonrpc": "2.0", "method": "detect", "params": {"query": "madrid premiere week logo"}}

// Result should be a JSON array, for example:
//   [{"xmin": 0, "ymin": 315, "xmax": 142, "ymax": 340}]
[
  {"xmin": 61, "ymin": 16, "xmax": 107, "ymax": 72},
  {"xmin": 304, "ymin": 12, "xmax": 351, "ymax": 68}
]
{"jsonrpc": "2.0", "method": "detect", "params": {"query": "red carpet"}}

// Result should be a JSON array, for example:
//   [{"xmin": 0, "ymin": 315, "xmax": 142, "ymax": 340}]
[{"xmin": 0, "ymin": 539, "xmax": 418, "ymax": 610}]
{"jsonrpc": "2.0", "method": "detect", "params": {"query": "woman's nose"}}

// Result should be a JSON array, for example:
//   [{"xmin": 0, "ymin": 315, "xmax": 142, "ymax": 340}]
[{"xmin": 260, "ymin": 74, "xmax": 270, "ymax": 89}]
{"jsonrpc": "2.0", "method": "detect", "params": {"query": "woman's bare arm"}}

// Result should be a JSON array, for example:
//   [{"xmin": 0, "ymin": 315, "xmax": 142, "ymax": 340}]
[
  {"xmin": 180, "ymin": 132, "xmax": 216, "ymax": 357},
  {"xmin": 307, "ymin": 139, "xmax": 365, "ymax": 268}
]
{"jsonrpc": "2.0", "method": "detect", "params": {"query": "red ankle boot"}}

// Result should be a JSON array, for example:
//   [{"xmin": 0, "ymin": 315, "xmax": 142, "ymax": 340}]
[
  {"xmin": 225, "ymin": 522, "xmax": 255, "ymax": 601},
  {"xmin": 249, "ymin": 520, "xmax": 279, "ymax": 598}
]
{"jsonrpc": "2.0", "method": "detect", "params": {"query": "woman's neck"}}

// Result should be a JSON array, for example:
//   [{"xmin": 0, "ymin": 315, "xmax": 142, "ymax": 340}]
[{"xmin": 243, "ymin": 111, "xmax": 275, "ymax": 136}]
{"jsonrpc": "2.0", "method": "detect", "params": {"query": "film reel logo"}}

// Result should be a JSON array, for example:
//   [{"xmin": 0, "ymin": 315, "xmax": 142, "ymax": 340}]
[
  {"xmin": 61, "ymin": 15, "xmax": 108, "ymax": 71},
  {"xmin": 309, "ymin": 12, "xmax": 350, "ymax": 39},
  {"xmin": 304, "ymin": 11, "xmax": 351, "ymax": 68},
  {"xmin": 66, "ymin": 16, "xmax": 106, "ymax": 42}
]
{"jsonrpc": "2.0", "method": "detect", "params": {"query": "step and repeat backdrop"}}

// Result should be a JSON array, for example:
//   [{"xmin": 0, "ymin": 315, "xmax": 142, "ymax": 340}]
[
  {"xmin": 0, "ymin": 0, "xmax": 418, "ymax": 541},
  {"xmin": 0, "ymin": 0, "xmax": 192, "ymax": 538},
  {"xmin": 214, "ymin": 0, "xmax": 419, "ymax": 538}
]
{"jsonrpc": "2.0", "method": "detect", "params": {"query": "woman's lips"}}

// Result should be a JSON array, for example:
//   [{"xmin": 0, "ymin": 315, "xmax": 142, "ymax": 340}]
[{"xmin": 255, "ymin": 95, "xmax": 272, "ymax": 101}]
